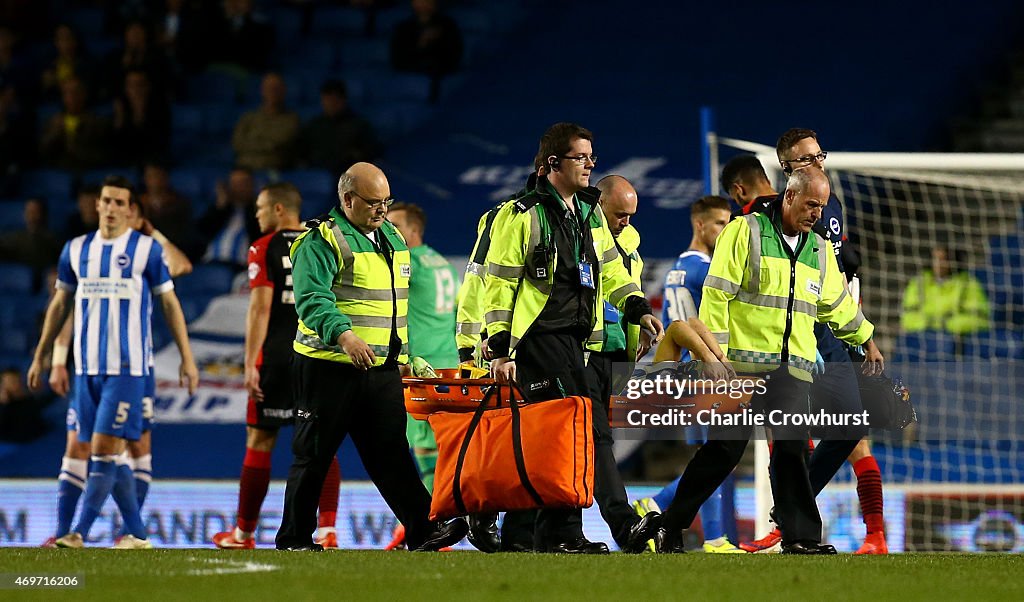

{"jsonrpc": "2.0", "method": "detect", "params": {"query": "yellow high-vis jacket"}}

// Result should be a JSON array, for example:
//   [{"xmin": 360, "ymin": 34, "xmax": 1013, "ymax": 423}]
[
  {"xmin": 483, "ymin": 183, "xmax": 644, "ymax": 357},
  {"xmin": 699, "ymin": 209, "xmax": 873, "ymax": 381}
]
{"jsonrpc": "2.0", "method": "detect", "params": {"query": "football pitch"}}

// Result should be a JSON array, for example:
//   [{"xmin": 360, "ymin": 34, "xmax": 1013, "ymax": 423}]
[{"xmin": 1, "ymin": 549, "xmax": 1022, "ymax": 601}]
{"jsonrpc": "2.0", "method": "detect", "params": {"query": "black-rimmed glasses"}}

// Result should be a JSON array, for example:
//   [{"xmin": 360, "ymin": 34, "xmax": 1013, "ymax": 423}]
[
  {"xmin": 561, "ymin": 154, "xmax": 598, "ymax": 166},
  {"xmin": 351, "ymin": 192, "xmax": 395, "ymax": 210},
  {"xmin": 783, "ymin": 151, "xmax": 828, "ymax": 168}
]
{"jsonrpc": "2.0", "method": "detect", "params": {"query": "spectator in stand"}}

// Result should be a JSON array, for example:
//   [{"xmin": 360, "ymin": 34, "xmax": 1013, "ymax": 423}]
[
  {"xmin": 64, "ymin": 185, "xmax": 100, "ymax": 239},
  {"xmin": 390, "ymin": 0, "xmax": 462, "ymax": 100},
  {"xmin": 102, "ymin": 20, "xmax": 173, "ymax": 100},
  {"xmin": 140, "ymin": 162, "xmax": 193, "ymax": 251},
  {"xmin": 0, "ymin": 197, "xmax": 62, "ymax": 285},
  {"xmin": 299, "ymin": 80, "xmax": 380, "ymax": 178},
  {"xmin": 0, "ymin": 80, "xmax": 33, "ymax": 196},
  {"xmin": 232, "ymin": 72, "xmax": 299, "ymax": 171},
  {"xmin": 40, "ymin": 24, "xmax": 95, "ymax": 103},
  {"xmin": 39, "ymin": 76, "xmax": 110, "ymax": 170},
  {"xmin": 112, "ymin": 69, "xmax": 170, "ymax": 166},
  {"xmin": 0, "ymin": 368, "xmax": 54, "ymax": 443},
  {"xmin": 198, "ymin": 167, "xmax": 260, "ymax": 267},
  {"xmin": 900, "ymin": 244, "xmax": 991, "ymax": 336},
  {"xmin": 0, "ymin": 25, "xmax": 34, "ymax": 101},
  {"xmin": 155, "ymin": 0, "xmax": 216, "ymax": 74},
  {"xmin": 211, "ymin": 0, "xmax": 274, "ymax": 74}
]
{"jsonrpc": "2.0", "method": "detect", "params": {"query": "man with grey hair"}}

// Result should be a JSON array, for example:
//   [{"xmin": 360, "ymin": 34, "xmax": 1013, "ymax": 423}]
[{"xmin": 275, "ymin": 162, "xmax": 468, "ymax": 551}]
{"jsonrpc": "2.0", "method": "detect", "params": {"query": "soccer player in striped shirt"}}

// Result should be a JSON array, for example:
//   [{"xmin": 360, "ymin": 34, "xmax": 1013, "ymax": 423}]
[{"xmin": 28, "ymin": 176, "xmax": 198, "ymax": 549}]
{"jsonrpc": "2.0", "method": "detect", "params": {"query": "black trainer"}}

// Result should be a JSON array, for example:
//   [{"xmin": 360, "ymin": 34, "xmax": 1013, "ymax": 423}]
[
  {"xmin": 546, "ymin": 538, "xmax": 610, "ymax": 554},
  {"xmin": 467, "ymin": 512, "xmax": 500, "ymax": 553},
  {"xmin": 654, "ymin": 527, "xmax": 686, "ymax": 554},
  {"xmin": 781, "ymin": 542, "xmax": 837, "ymax": 555},
  {"xmin": 622, "ymin": 511, "xmax": 662, "ymax": 553}
]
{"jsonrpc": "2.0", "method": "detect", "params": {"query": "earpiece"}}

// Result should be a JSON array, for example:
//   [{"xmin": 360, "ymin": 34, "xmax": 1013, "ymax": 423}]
[{"xmin": 548, "ymin": 155, "xmax": 561, "ymax": 172}]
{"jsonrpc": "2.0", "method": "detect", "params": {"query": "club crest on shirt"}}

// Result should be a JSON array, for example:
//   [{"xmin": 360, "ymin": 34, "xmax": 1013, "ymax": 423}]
[
  {"xmin": 248, "ymin": 262, "xmax": 260, "ymax": 280},
  {"xmin": 116, "ymin": 253, "xmax": 131, "ymax": 269},
  {"xmin": 829, "ymin": 217, "xmax": 840, "ymax": 235}
]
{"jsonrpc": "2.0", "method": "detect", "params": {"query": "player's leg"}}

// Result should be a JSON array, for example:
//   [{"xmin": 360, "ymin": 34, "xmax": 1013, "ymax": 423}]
[
  {"xmin": 126, "ymin": 431, "xmax": 152, "ymax": 512},
  {"xmin": 52, "ymin": 403, "xmax": 89, "ymax": 543},
  {"xmin": 67, "ymin": 376, "xmax": 148, "ymax": 547},
  {"xmin": 315, "ymin": 455, "xmax": 341, "ymax": 548},
  {"xmin": 213, "ymin": 425, "xmax": 277, "ymax": 549},
  {"xmin": 849, "ymin": 439, "xmax": 888, "ymax": 554}
]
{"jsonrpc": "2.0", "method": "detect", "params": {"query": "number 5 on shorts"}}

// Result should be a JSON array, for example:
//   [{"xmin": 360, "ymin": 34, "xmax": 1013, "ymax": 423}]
[{"xmin": 115, "ymin": 401, "xmax": 131, "ymax": 425}]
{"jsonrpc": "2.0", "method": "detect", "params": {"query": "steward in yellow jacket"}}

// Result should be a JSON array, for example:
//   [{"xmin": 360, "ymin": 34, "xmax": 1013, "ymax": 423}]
[
  {"xmin": 659, "ymin": 168, "xmax": 883, "ymax": 555},
  {"xmin": 276, "ymin": 162, "xmax": 467, "ymax": 552},
  {"xmin": 481, "ymin": 123, "xmax": 663, "ymax": 554}
]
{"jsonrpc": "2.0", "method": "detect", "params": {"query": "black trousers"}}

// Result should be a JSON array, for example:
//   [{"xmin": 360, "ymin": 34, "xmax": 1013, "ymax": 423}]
[
  {"xmin": 662, "ymin": 368, "xmax": 822, "ymax": 545},
  {"xmin": 514, "ymin": 331, "xmax": 595, "ymax": 546},
  {"xmin": 808, "ymin": 356, "xmax": 866, "ymax": 495},
  {"xmin": 276, "ymin": 355, "xmax": 434, "ymax": 549},
  {"xmin": 587, "ymin": 350, "xmax": 639, "ymax": 547}
]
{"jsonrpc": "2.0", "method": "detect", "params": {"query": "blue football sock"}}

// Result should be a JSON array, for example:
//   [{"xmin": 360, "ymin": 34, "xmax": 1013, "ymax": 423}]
[
  {"xmin": 652, "ymin": 475, "xmax": 681, "ymax": 511},
  {"xmin": 56, "ymin": 457, "xmax": 87, "ymax": 537},
  {"xmin": 699, "ymin": 484, "xmax": 725, "ymax": 541},
  {"xmin": 74, "ymin": 455, "xmax": 118, "ymax": 538},
  {"xmin": 112, "ymin": 460, "xmax": 146, "ymax": 539},
  {"xmin": 118, "ymin": 455, "xmax": 152, "ymax": 537}
]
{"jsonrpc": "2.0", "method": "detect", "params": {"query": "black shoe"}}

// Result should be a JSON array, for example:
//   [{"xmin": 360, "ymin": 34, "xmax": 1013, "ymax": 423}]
[
  {"xmin": 414, "ymin": 518, "xmax": 469, "ymax": 552},
  {"xmin": 622, "ymin": 511, "xmax": 662, "ymax": 554},
  {"xmin": 467, "ymin": 512, "xmax": 500, "ymax": 553},
  {"xmin": 499, "ymin": 540, "xmax": 534, "ymax": 553},
  {"xmin": 546, "ymin": 537, "xmax": 610, "ymax": 555},
  {"xmin": 276, "ymin": 543, "xmax": 325, "ymax": 551},
  {"xmin": 653, "ymin": 527, "xmax": 686, "ymax": 554},
  {"xmin": 781, "ymin": 541, "xmax": 837, "ymax": 555}
]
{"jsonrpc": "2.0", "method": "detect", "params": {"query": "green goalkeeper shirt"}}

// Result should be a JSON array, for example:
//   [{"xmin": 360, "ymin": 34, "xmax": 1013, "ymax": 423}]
[{"xmin": 408, "ymin": 244, "xmax": 460, "ymax": 368}]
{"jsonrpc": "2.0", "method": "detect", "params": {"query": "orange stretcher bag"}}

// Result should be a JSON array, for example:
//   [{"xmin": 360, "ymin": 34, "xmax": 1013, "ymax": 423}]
[{"xmin": 412, "ymin": 380, "xmax": 594, "ymax": 521}]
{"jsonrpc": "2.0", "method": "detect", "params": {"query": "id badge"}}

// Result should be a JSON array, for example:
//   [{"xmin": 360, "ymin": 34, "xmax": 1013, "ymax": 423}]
[{"xmin": 578, "ymin": 261, "xmax": 595, "ymax": 289}]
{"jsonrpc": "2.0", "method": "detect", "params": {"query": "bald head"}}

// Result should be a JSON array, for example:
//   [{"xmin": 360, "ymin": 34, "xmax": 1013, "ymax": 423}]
[
  {"xmin": 339, "ymin": 162, "xmax": 392, "ymax": 233},
  {"xmin": 782, "ymin": 168, "xmax": 830, "ymax": 235},
  {"xmin": 597, "ymin": 175, "xmax": 637, "ymax": 237}
]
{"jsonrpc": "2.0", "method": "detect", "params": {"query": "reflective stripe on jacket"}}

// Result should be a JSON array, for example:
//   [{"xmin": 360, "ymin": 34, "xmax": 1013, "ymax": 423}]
[
  {"xmin": 483, "ymin": 186, "xmax": 642, "ymax": 357},
  {"xmin": 291, "ymin": 207, "xmax": 410, "ymax": 365},
  {"xmin": 699, "ymin": 211, "xmax": 872, "ymax": 381}
]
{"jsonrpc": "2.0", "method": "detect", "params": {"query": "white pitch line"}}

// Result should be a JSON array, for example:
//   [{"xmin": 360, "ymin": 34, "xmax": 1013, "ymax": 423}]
[{"xmin": 185, "ymin": 557, "xmax": 279, "ymax": 576}]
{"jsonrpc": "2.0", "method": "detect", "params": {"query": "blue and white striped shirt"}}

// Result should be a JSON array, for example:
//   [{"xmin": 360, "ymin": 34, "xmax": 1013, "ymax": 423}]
[{"xmin": 57, "ymin": 229, "xmax": 173, "ymax": 376}]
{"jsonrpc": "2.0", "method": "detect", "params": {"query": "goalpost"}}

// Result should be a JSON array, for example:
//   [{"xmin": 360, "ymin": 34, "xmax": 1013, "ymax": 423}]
[{"xmin": 705, "ymin": 119, "xmax": 1024, "ymax": 552}]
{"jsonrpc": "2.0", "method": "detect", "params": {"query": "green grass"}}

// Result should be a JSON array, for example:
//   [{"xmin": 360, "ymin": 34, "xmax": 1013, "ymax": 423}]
[{"xmin": 1, "ymin": 549, "xmax": 1022, "ymax": 601}]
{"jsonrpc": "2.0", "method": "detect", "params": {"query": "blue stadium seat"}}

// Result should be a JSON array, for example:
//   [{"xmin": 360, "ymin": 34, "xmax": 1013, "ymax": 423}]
[
  {"xmin": 286, "ymin": 39, "xmax": 339, "ymax": 71},
  {"xmin": 280, "ymin": 169, "xmax": 335, "ymax": 204},
  {"xmin": 0, "ymin": 326, "xmax": 30, "ymax": 355},
  {"xmin": 171, "ymin": 101, "xmax": 202, "ymax": 153},
  {"xmin": 0, "ymin": 263, "xmax": 34, "ymax": 294},
  {"xmin": 83, "ymin": 169, "xmax": 137, "ymax": 188},
  {"xmin": 310, "ymin": 6, "xmax": 366, "ymax": 36},
  {"xmin": 961, "ymin": 330, "xmax": 1024, "ymax": 360},
  {"xmin": 19, "ymin": 170, "xmax": 74, "ymax": 203},
  {"xmin": 448, "ymin": 8, "xmax": 494, "ymax": 33},
  {"xmin": 339, "ymin": 38, "xmax": 390, "ymax": 67},
  {"xmin": 988, "ymin": 234, "xmax": 1023, "ymax": 269},
  {"xmin": 270, "ymin": 7, "xmax": 305, "ymax": 44},
  {"xmin": 202, "ymin": 103, "xmax": 246, "ymax": 138},
  {"xmin": 178, "ymin": 294, "xmax": 216, "ymax": 323},
  {"xmin": 66, "ymin": 8, "xmax": 104, "ymax": 36},
  {"xmin": 893, "ymin": 330, "xmax": 957, "ymax": 363},
  {"xmin": 374, "ymin": 8, "xmax": 409, "ymax": 34},
  {"xmin": 187, "ymin": 71, "xmax": 242, "ymax": 104},
  {"xmin": 0, "ymin": 201, "xmax": 22, "ymax": 232},
  {"xmin": 174, "ymin": 264, "xmax": 238, "ymax": 297},
  {"xmin": 168, "ymin": 169, "xmax": 205, "ymax": 206}
]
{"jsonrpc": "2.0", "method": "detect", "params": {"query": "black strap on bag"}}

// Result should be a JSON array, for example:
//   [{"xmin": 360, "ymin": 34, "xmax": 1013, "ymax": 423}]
[{"xmin": 452, "ymin": 383, "xmax": 545, "ymax": 515}]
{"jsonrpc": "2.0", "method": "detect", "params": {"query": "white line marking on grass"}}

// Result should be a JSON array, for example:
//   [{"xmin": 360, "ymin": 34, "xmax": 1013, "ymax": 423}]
[{"xmin": 185, "ymin": 557, "xmax": 279, "ymax": 575}]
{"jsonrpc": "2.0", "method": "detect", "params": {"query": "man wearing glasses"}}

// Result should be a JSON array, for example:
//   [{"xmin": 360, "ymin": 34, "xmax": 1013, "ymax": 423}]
[
  {"xmin": 732, "ymin": 129, "xmax": 888, "ymax": 554},
  {"xmin": 275, "ymin": 162, "xmax": 468, "ymax": 551},
  {"xmin": 484, "ymin": 123, "xmax": 664, "ymax": 553}
]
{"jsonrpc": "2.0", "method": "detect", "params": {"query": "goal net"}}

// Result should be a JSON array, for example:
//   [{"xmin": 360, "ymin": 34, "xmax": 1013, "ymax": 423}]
[{"xmin": 713, "ymin": 136, "xmax": 1024, "ymax": 552}]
